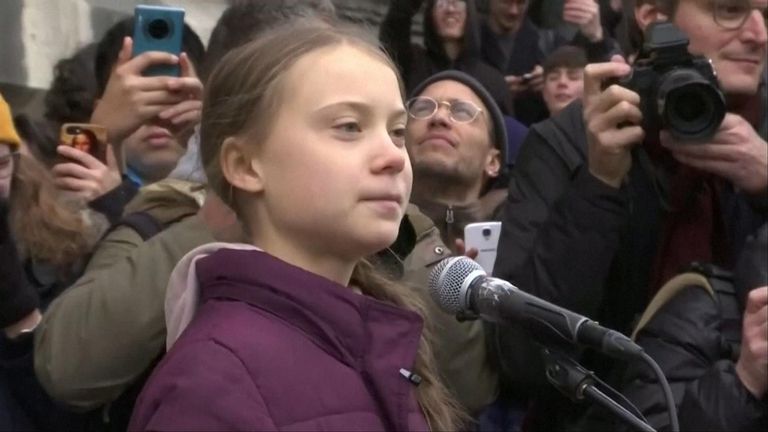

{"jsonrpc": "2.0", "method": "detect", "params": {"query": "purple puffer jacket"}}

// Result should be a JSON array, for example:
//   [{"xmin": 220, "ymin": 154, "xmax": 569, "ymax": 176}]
[{"xmin": 129, "ymin": 248, "xmax": 430, "ymax": 431}]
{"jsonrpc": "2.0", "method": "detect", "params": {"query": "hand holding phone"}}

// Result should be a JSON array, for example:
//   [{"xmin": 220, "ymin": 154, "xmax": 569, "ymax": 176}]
[
  {"xmin": 58, "ymin": 124, "xmax": 108, "ymax": 163},
  {"xmin": 53, "ymin": 124, "xmax": 121, "ymax": 202},
  {"xmin": 133, "ymin": 5, "xmax": 186, "ymax": 77},
  {"xmin": 463, "ymin": 222, "xmax": 502, "ymax": 274},
  {"xmin": 90, "ymin": 36, "xmax": 203, "ymax": 146}
]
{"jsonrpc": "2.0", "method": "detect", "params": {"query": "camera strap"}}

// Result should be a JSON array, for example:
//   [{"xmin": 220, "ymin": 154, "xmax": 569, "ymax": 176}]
[{"xmin": 634, "ymin": 146, "xmax": 672, "ymax": 212}]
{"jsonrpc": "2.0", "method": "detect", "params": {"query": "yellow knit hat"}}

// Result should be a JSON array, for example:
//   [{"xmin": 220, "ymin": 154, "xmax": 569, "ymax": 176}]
[{"xmin": 0, "ymin": 93, "xmax": 21, "ymax": 149}]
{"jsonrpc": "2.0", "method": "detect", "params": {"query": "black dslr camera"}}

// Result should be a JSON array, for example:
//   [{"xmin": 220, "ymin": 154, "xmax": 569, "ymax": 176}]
[{"xmin": 621, "ymin": 22, "xmax": 726, "ymax": 141}]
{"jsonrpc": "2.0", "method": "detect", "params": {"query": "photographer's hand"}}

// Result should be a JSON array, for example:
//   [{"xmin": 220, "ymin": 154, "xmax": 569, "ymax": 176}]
[
  {"xmin": 52, "ymin": 144, "xmax": 122, "ymax": 202},
  {"xmin": 661, "ymin": 114, "xmax": 768, "ymax": 195},
  {"xmin": 583, "ymin": 56, "xmax": 644, "ymax": 188},
  {"xmin": 90, "ymin": 37, "xmax": 202, "ymax": 146},
  {"xmin": 735, "ymin": 286, "xmax": 768, "ymax": 399}
]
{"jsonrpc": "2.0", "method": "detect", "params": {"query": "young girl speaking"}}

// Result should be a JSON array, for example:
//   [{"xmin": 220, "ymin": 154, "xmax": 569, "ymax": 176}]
[{"xmin": 129, "ymin": 19, "xmax": 462, "ymax": 431}]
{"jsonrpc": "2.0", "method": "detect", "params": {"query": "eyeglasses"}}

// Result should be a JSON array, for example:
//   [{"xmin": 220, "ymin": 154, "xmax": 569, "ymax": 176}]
[
  {"xmin": 0, "ymin": 151, "xmax": 19, "ymax": 178},
  {"xmin": 711, "ymin": 0, "xmax": 768, "ymax": 30},
  {"xmin": 406, "ymin": 96, "xmax": 483, "ymax": 123},
  {"xmin": 436, "ymin": 0, "xmax": 467, "ymax": 11}
]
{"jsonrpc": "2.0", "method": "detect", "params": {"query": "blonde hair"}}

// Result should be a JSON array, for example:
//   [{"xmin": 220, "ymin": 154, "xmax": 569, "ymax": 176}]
[{"xmin": 200, "ymin": 19, "xmax": 466, "ymax": 430}]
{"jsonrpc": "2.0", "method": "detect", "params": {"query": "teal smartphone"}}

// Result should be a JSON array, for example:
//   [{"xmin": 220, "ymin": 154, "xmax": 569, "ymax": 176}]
[{"xmin": 132, "ymin": 5, "xmax": 185, "ymax": 77}]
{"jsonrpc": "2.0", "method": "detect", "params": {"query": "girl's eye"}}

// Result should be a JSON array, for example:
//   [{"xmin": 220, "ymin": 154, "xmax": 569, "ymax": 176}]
[
  {"xmin": 391, "ymin": 127, "xmax": 407, "ymax": 146},
  {"xmin": 334, "ymin": 122, "xmax": 362, "ymax": 134}
]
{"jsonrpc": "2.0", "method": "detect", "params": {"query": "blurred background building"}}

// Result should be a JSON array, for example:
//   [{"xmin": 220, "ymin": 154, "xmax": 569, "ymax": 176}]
[{"xmin": 2, "ymin": 0, "xmax": 470, "ymax": 118}]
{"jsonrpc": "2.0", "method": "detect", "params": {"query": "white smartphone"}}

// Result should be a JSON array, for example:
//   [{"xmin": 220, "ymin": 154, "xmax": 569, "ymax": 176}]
[{"xmin": 463, "ymin": 222, "xmax": 502, "ymax": 275}]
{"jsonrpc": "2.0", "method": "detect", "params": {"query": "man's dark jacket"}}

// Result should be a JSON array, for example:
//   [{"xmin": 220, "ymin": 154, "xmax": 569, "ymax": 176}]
[
  {"xmin": 620, "ymin": 278, "xmax": 767, "ymax": 431},
  {"xmin": 489, "ymin": 100, "xmax": 767, "ymax": 429}
]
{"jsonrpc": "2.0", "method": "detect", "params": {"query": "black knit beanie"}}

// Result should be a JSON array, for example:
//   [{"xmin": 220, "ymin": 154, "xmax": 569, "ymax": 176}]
[{"xmin": 409, "ymin": 70, "xmax": 508, "ymax": 170}]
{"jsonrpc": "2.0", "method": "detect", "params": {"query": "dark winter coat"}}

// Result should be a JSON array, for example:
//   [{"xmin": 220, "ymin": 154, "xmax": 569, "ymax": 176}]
[
  {"xmin": 620, "ymin": 279, "xmax": 767, "ymax": 431},
  {"xmin": 488, "ymin": 101, "xmax": 767, "ymax": 429},
  {"xmin": 129, "ymin": 249, "xmax": 430, "ymax": 431},
  {"xmin": 380, "ymin": 0, "xmax": 514, "ymax": 115}
]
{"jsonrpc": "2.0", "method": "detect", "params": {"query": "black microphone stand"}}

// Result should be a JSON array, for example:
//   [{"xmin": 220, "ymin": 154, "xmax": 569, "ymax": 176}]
[{"xmin": 541, "ymin": 348, "xmax": 656, "ymax": 432}]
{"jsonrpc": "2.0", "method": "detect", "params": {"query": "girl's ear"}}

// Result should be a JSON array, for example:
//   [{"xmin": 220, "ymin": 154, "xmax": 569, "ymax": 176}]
[{"xmin": 220, "ymin": 136, "xmax": 264, "ymax": 194}]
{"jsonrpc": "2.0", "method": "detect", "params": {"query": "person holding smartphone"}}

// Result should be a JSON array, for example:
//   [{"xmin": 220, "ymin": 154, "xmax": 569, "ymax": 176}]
[
  {"xmin": 401, "ymin": 70, "xmax": 510, "ymax": 423},
  {"xmin": 481, "ymin": 0, "xmax": 619, "ymax": 125},
  {"xmin": 48, "ymin": 17, "xmax": 205, "ymax": 225},
  {"xmin": 0, "ymin": 94, "xmax": 96, "ymax": 431},
  {"xmin": 405, "ymin": 70, "xmax": 508, "ymax": 252}
]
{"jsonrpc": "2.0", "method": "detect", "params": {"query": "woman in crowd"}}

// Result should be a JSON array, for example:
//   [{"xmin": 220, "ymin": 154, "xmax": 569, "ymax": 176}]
[
  {"xmin": 0, "ymin": 94, "xmax": 96, "ymax": 430},
  {"xmin": 129, "ymin": 19, "xmax": 463, "ymax": 431},
  {"xmin": 380, "ymin": 0, "xmax": 514, "ymax": 115}
]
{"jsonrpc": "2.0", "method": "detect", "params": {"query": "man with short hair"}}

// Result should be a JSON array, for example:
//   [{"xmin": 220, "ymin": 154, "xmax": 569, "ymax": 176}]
[
  {"xmin": 490, "ymin": 0, "xmax": 768, "ymax": 429},
  {"xmin": 404, "ymin": 70, "xmax": 509, "ymax": 417},
  {"xmin": 406, "ymin": 70, "xmax": 509, "ymax": 249},
  {"xmin": 541, "ymin": 45, "xmax": 587, "ymax": 116}
]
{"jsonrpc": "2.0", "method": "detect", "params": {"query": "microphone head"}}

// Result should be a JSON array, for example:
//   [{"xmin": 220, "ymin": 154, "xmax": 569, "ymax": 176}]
[{"xmin": 428, "ymin": 256, "xmax": 486, "ymax": 315}]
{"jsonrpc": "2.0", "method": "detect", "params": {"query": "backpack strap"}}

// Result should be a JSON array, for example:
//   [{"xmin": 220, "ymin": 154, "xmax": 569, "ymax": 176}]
[
  {"xmin": 631, "ymin": 272, "xmax": 716, "ymax": 341},
  {"xmin": 119, "ymin": 211, "xmax": 165, "ymax": 241}
]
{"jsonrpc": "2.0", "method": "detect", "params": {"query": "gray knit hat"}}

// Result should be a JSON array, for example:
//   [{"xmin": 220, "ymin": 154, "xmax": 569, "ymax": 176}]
[{"xmin": 409, "ymin": 70, "xmax": 508, "ymax": 170}]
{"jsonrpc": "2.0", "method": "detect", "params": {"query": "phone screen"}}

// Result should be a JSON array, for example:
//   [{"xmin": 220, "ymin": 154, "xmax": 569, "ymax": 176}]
[{"xmin": 59, "ymin": 123, "xmax": 108, "ymax": 164}]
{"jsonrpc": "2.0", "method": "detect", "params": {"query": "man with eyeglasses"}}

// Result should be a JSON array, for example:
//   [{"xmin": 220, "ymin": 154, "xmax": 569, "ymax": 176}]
[
  {"xmin": 489, "ymin": 0, "xmax": 768, "ymax": 430},
  {"xmin": 400, "ymin": 70, "xmax": 508, "ymax": 424},
  {"xmin": 405, "ymin": 70, "xmax": 509, "ymax": 250}
]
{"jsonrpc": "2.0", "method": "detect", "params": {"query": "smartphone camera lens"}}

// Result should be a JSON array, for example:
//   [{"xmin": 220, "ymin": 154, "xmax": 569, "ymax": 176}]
[
  {"xmin": 147, "ymin": 18, "xmax": 171, "ymax": 39},
  {"xmin": 482, "ymin": 228, "xmax": 492, "ymax": 237}
]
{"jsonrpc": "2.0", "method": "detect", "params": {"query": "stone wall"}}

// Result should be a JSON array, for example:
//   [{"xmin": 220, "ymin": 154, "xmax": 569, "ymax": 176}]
[{"xmin": 0, "ymin": 0, "xmax": 438, "ymax": 116}]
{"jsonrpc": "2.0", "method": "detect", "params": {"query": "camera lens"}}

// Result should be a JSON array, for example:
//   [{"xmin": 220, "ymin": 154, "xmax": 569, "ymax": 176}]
[
  {"xmin": 482, "ymin": 228, "xmax": 492, "ymax": 237},
  {"xmin": 147, "ymin": 18, "xmax": 171, "ymax": 39},
  {"xmin": 657, "ymin": 70, "xmax": 725, "ymax": 141}
]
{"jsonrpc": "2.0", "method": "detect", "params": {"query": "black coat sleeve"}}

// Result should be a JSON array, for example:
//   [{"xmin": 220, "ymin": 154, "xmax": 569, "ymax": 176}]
[
  {"xmin": 493, "ymin": 103, "xmax": 627, "ymax": 317},
  {"xmin": 88, "ymin": 179, "xmax": 139, "ymax": 226},
  {"xmin": 488, "ymin": 104, "xmax": 629, "ymax": 391},
  {"xmin": 621, "ymin": 287, "xmax": 767, "ymax": 432},
  {"xmin": 0, "ymin": 201, "xmax": 39, "ymax": 329},
  {"xmin": 379, "ymin": 0, "xmax": 421, "ymax": 82}
]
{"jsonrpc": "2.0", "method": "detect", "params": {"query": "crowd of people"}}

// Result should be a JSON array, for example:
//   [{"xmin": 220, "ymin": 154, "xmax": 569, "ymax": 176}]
[{"xmin": 0, "ymin": 0, "xmax": 766, "ymax": 431}]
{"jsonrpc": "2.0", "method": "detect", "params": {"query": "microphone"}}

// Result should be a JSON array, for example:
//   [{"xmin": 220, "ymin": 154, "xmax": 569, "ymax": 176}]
[{"xmin": 428, "ymin": 256, "xmax": 644, "ymax": 360}]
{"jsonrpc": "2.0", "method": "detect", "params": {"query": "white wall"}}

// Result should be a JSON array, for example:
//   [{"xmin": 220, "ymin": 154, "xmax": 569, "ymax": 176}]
[{"xmin": 0, "ymin": 0, "xmax": 229, "ymax": 90}]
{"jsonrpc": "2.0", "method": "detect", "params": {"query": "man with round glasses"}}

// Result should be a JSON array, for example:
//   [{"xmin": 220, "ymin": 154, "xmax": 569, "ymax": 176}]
[
  {"xmin": 405, "ymin": 71, "xmax": 509, "ymax": 251},
  {"xmin": 402, "ymin": 70, "xmax": 510, "ymax": 427},
  {"xmin": 489, "ymin": 0, "xmax": 768, "ymax": 430}
]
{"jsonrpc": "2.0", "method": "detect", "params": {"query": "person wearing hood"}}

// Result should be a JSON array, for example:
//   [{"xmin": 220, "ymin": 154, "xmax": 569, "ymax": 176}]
[
  {"xmin": 380, "ymin": 0, "xmax": 514, "ymax": 116},
  {"xmin": 405, "ymin": 70, "xmax": 508, "ymax": 251}
]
